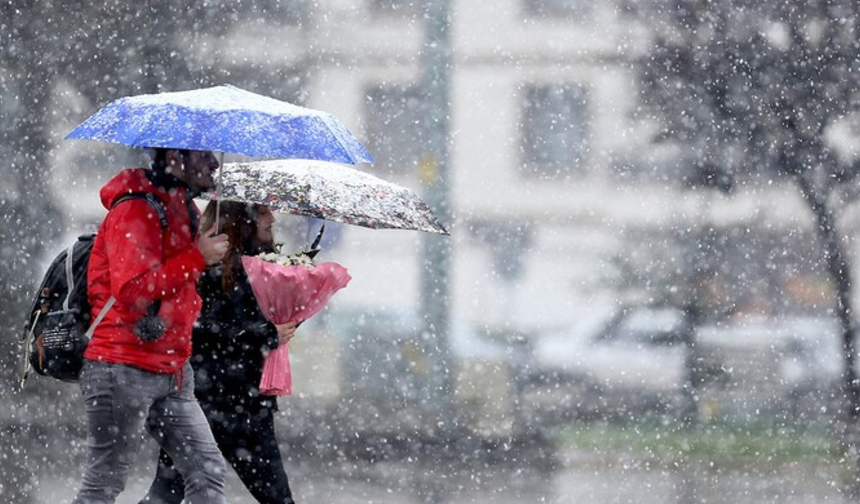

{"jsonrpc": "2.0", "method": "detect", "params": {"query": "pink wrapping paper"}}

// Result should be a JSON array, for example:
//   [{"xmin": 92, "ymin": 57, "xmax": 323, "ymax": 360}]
[
  {"xmin": 259, "ymin": 345, "xmax": 292, "ymax": 396},
  {"xmin": 242, "ymin": 255, "xmax": 351, "ymax": 395}
]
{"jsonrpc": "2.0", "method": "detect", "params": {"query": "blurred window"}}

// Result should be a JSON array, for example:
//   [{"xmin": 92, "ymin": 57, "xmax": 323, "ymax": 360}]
[
  {"xmin": 365, "ymin": 83, "xmax": 425, "ymax": 176},
  {"xmin": 207, "ymin": 0, "xmax": 308, "ymax": 26},
  {"xmin": 603, "ymin": 307, "xmax": 686, "ymax": 347},
  {"xmin": 521, "ymin": 84, "xmax": 589, "ymax": 177},
  {"xmin": 523, "ymin": 0, "xmax": 592, "ymax": 18}
]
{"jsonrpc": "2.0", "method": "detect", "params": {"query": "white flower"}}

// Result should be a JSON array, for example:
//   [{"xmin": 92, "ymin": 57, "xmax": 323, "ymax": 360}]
[{"xmin": 256, "ymin": 250, "xmax": 316, "ymax": 268}]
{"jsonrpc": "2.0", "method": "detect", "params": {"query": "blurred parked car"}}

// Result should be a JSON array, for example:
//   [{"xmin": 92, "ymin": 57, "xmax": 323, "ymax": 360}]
[
  {"xmin": 532, "ymin": 304, "xmax": 693, "ymax": 419},
  {"xmin": 533, "ymin": 304, "xmax": 846, "ymax": 422},
  {"xmin": 284, "ymin": 304, "xmax": 845, "ymax": 441}
]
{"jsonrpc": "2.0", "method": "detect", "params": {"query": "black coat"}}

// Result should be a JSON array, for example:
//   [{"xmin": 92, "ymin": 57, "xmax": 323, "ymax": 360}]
[{"xmin": 190, "ymin": 257, "xmax": 280, "ymax": 413}]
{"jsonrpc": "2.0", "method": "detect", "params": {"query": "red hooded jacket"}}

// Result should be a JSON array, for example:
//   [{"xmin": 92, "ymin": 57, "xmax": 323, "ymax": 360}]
[{"xmin": 84, "ymin": 168, "xmax": 207, "ymax": 373}]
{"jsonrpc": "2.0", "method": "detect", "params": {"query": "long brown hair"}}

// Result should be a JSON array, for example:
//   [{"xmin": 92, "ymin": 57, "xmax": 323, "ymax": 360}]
[{"xmin": 200, "ymin": 200, "xmax": 276, "ymax": 291}]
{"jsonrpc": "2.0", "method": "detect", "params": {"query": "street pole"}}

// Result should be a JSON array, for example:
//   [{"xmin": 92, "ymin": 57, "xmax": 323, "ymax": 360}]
[{"xmin": 419, "ymin": 0, "xmax": 454, "ymax": 432}]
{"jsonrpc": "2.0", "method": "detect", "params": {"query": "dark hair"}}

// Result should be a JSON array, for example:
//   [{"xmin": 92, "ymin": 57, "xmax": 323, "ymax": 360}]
[
  {"xmin": 200, "ymin": 200, "xmax": 276, "ymax": 291},
  {"xmin": 149, "ymin": 148, "xmax": 190, "ymax": 172}
]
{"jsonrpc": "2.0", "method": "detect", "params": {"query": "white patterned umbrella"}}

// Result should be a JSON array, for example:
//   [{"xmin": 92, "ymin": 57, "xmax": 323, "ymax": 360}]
[{"xmin": 203, "ymin": 159, "xmax": 448, "ymax": 235}]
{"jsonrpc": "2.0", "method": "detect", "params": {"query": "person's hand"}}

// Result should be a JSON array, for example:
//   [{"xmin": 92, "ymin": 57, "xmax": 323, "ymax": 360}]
[
  {"xmin": 275, "ymin": 321, "xmax": 298, "ymax": 345},
  {"xmin": 197, "ymin": 224, "xmax": 229, "ymax": 265}
]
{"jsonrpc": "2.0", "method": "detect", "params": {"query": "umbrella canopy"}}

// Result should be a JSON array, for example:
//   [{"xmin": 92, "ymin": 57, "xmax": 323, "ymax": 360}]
[
  {"xmin": 204, "ymin": 159, "xmax": 448, "ymax": 235},
  {"xmin": 66, "ymin": 85, "xmax": 373, "ymax": 164}
]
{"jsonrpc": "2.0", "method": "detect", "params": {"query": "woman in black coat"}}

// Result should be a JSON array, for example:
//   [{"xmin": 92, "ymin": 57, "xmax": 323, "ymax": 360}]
[{"xmin": 141, "ymin": 201, "xmax": 298, "ymax": 504}]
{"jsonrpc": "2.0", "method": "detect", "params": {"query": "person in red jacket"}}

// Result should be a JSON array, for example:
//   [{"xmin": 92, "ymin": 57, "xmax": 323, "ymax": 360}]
[{"xmin": 71, "ymin": 149, "xmax": 230, "ymax": 504}]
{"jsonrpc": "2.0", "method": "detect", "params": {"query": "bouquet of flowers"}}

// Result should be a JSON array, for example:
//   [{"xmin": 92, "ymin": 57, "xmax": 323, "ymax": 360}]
[{"xmin": 242, "ymin": 248, "xmax": 351, "ymax": 396}]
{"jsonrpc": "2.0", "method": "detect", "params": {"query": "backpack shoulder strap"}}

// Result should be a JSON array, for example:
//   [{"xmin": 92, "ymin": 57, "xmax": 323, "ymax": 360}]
[
  {"xmin": 112, "ymin": 192, "xmax": 168, "ymax": 230},
  {"xmin": 86, "ymin": 297, "xmax": 116, "ymax": 338}
]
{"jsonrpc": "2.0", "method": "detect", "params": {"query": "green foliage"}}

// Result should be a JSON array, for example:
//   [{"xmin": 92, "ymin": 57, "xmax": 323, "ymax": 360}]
[{"xmin": 560, "ymin": 418, "xmax": 838, "ymax": 467}]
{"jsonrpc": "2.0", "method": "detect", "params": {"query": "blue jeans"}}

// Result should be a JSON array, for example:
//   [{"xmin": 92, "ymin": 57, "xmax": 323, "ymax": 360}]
[{"xmin": 71, "ymin": 360, "xmax": 226, "ymax": 504}]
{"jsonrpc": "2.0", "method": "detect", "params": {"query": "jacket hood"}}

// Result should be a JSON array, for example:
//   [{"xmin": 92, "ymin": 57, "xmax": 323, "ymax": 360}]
[
  {"xmin": 99, "ymin": 167, "xmax": 193, "ymax": 209},
  {"xmin": 99, "ymin": 168, "xmax": 161, "ymax": 210}
]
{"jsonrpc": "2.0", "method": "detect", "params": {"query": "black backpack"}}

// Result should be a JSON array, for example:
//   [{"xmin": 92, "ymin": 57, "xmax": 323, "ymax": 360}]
[{"xmin": 20, "ymin": 193, "xmax": 168, "ymax": 385}]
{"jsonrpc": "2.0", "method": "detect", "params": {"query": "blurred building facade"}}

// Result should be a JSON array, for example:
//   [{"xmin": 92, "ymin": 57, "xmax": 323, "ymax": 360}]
[
  {"xmin": 51, "ymin": 0, "xmax": 852, "ymax": 336},
  {"xmin": 206, "ymin": 1, "xmax": 845, "ymax": 331}
]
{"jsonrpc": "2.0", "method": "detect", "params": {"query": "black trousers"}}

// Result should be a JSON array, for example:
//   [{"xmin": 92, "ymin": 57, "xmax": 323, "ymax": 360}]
[{"xmin": 140, "ymin": 403, "xmax": 295, "ymax": 504}]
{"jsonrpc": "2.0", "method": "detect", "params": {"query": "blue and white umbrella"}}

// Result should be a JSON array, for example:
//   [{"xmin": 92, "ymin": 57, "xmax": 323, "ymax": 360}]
[{"xmin": 66, "ymin": 84, "xmax": 373, "ymax": 165}]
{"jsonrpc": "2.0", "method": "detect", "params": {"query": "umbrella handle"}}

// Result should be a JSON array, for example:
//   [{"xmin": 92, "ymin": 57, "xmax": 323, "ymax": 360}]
[
  {"xmin": 310, "ymin": 222, "xmax": 325, "ymax": 250},
  {"xmin": 215, "ymin": 152, "xmax": 224, "ymax": 232},
  {"xmin": 305, "ymin": 223, "xmax": 325, "ymax": 259}
]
